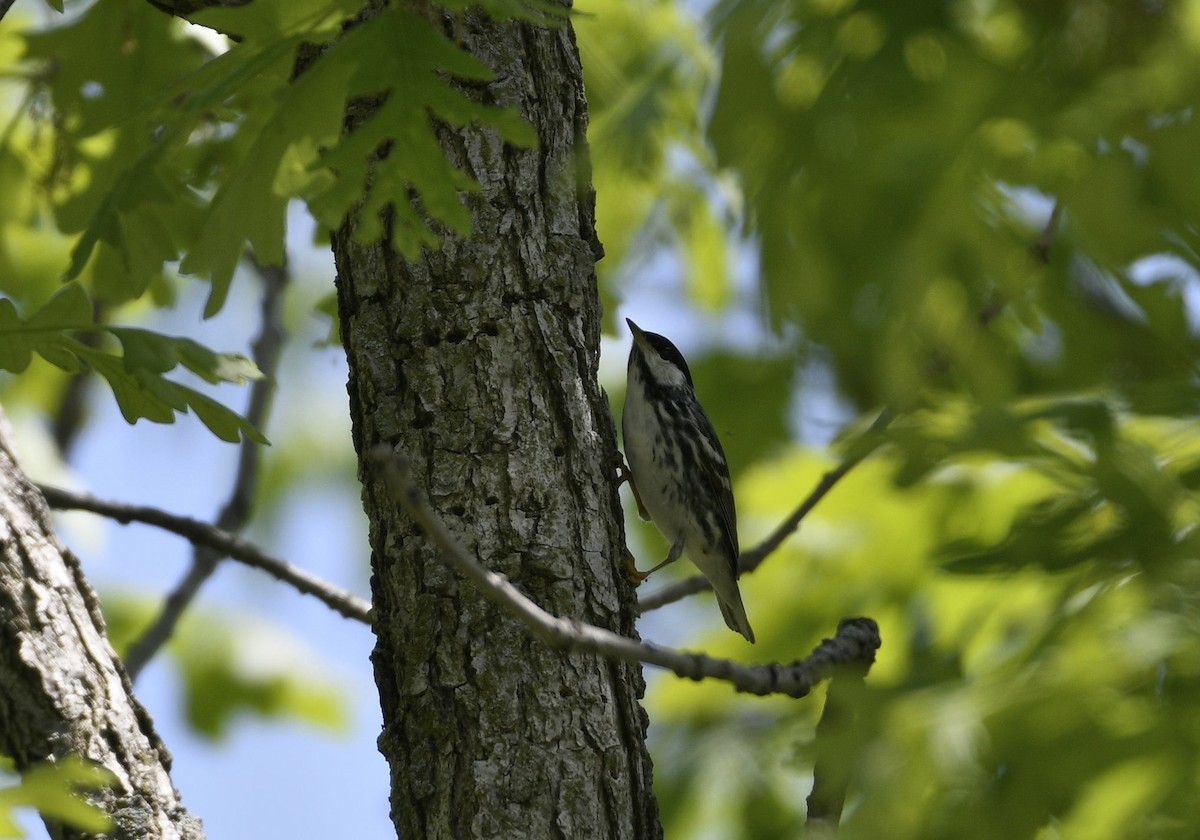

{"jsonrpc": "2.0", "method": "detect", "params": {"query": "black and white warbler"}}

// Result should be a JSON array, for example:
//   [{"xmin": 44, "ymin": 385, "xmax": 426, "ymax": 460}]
[{"xmin": 622, "ymin": 318, "xmax": 755, "ymax": 643}]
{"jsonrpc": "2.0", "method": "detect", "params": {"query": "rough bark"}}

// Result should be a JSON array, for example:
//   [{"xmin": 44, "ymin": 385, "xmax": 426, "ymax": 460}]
[
  {"xmin": 332, "ymin": 8, "xmax": 660, "ymax": 840},
  {"xmin": 0, "ymin": 409, "xmax": 204, "ymax": 840}
]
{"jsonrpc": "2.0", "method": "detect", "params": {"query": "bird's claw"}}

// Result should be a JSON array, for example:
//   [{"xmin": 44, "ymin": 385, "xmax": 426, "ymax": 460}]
[
  {"xmin": 614, "ymin": 451, "xmax": 651, "ymax": 521},
  {"xmin": 624, "ymin": 548, "xmax": 651, "ymax": 585}
]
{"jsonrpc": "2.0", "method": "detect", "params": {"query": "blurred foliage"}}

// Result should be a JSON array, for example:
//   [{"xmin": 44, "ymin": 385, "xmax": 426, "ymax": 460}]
[
  {"xmin": 14, "ymin": 0, "xmax": 534, "ymax": 316},
  {"xmin": 0, "ymin": 755, "xmax": 115, "ymax": 837},
  {"xmin": 705, "ymin": 0, "xmax": 1200, "ymax": 412},
  {"xmin": 591, "ymin": 0, "xmax": 1200, "ymax": 837},
  {"xmin": 651, "ymin": 416, "xmax": 1200, "ymax": 838},
  {"xmin": 576, "ymin": 0, "xmax": 737, "ymax": 328},
  {"xmin": 104, "ymin": 594, "xmax": 348, "ymax": 739},
  {"xmin": 2, "ymin": 0, "xmax": 1200, "ymax": 837},
  {"xmin": 688, "ymin": 349, "xmax": 797, "ymax": 478}
]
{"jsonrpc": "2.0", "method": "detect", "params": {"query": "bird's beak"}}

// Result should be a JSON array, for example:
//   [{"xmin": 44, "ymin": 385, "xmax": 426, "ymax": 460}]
[{"xmin": 626, "ymin": 318, "xmax": 646, "ymax": 345}]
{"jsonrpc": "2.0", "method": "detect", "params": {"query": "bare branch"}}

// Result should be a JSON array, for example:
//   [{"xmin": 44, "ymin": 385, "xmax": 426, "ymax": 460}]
[
  {"xmin": 125, "ymin": 257, "xmax": 288, "ymax": 678},
  {"xmin": 38, "ymin": 484, "xmax": 372, "ymax": 624},
  {"xmin": 638, "ymin": 407, "xmax": 896, "ymax": 614},
  {"xmin": 1031, "ymin": 199, "xmax": 1065, "ymax": 264},
  {"xmin": 373, "ymin": 446, "xmax": 880, "ymax": 698}
]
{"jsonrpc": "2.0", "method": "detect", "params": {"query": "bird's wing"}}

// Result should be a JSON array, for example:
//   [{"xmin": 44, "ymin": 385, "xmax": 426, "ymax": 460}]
[{"xmin": 693, "ymin": 409, "xmax": 739, "ymax": 575}]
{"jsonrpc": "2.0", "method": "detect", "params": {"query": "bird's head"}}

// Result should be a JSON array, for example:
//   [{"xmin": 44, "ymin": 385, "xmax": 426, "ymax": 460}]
[{"xmin": 626, "ymin": 318, "xmax": 695, "ymax": 389}]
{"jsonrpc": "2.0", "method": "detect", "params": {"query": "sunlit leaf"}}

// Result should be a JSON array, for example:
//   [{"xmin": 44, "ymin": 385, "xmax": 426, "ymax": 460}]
[
  {"xmin": 0, "ymin": 757, "xmax": 116, "ymax": 837},
  {"xmin": 0, "ymin": 287, "xmax": 265, "ymax": 443}
]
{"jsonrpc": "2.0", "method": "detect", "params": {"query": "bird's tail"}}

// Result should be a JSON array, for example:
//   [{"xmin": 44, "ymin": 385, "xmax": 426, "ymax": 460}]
[{"xmin": 717, "ymin": 587, "xmax": 756, "ymax": 644}]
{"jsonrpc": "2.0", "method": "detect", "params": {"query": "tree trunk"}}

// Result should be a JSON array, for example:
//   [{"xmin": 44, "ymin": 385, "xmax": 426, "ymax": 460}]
[
  {"xmin": 0, "ymin": 409, "xmax": 204, "ymax": 840},
  {"xmin": 332, "ymin": 8, "xmax": 660, "ymax": 840}
]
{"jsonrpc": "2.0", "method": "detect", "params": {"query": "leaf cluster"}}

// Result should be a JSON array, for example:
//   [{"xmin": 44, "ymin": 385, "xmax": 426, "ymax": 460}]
[
  {"xmin": 1, "ymin": 0, "xmax": 546, "ymax": 438},
  {"xmin": 16, "ymin": 0, "xmax": 535, "ymax": 316},
  {"xmin": 577, "ymin": 0, "xmax": 735, "ymax": 324},
  {"xmin": 0, "ymin": 284, "xmax": 264, "ymax": 441},
  {"xmin": 701, "ymin": 0, "xmax": 1200, "ymax": 410}
]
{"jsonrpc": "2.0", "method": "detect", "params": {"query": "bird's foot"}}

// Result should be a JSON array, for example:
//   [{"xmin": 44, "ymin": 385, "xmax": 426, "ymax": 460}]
[
  {"xmin": 624, "ymin": 548, "xmax": 652, "ymax": 585},
  {"xmin": 614, "ymin": 451, "xmax": 651, "ymax": 521},
  {"xmin": 625, "ymin": 545, "xmax": 681, "ymax": 585}
]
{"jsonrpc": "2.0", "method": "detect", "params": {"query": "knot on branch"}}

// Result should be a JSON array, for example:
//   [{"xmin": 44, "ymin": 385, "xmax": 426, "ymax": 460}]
[
  {"xmin": 808, "ymin": 617, "xmax": 881, "ymax": 679},
  {"xmin": 745, "ymin": 616, "xmax": 880, "ymax": 698}
]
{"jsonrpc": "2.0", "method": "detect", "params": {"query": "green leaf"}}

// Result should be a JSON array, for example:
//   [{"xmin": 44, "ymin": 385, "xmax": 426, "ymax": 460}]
[
  {"xmin": 173, "ymin": 610, "xmax": 347, "ymax": 739},
  {"xmin": 21, "ymin": 0, "xmax": 206, "ymax": 137},
  {"xmin": 63, "ymin": 31, "xmax": 305, "ymax": 311},
  {"xmin": 0, "ymin": 287, "xmax": 265, "ymax": 442},
  {"xmin": 304, "ymin": 9, "xmax": 536, "ymax": 256},
  {"xmin": 39, "ymin": 1, "xmax": 538, "ymax": 315},
  {"xmin": 937, "ymin": 491, "xmax": 1096, "ymax": 574},
  {"xmin": 191, "ymin": 0, "xmax": 360, "ymax": 43},
  {"xmin": 313, "ymin": 291, "xmax": 341, "ymax": 346},
  {"xmin": 76, "ymin": 347, "xmax": 179, "ymax": 424},
  {"xmin": 183, "ymin": 386, "xmax": 269, "ymax": 444},
  {"xmin": 0, "ymin": 284, "xmax": 91, "ymax": 373},
  {"xmin": 24, "ymin": 0, "xmax": 213, "ymax": 304},
  {"xmin": 64, "ymin": 159, "xmax": 174, "ymax": 291},
  {"xmin": 109, "ymin": 328, "xmax": 261, "ymax": 384},
  {"xmin": 178, "ymin": 623, "xmax": 346, "ymax": 739},
  {"xmin": 179, "ymin": 36, "xmax": 347, "ymax": 316},
  {"xmin": 0, "ymin": 757, "xmax": 116, "ymax": 837},
  {"xmin": 75, "ymin": 345, "xmax": 268, "ymax": 444},
  {"xmin": 102, "ymin": 596, "xmax": 347, "ymax": 740},
  {"xmin": 679, "ymin": 195, "xmax": 731, "ymax": 311},
  {"xmin": 0, "ymin": 286, "xmax": 266, "ymax": 442},
  {"xmin": 21, "ymin": 285, "xmax": 91, "ymax": 329},
  {"xmin": 685, "ymin": 350, "xmax": 796, "ymax": 478}
]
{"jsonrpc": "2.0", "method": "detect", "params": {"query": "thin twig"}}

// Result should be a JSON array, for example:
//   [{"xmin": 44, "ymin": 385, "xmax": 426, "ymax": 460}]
[
  {"xmin": 976, "ymin": 290, "xmax": 1007, "ymax": 327},
  {"xmin": 125, "ymin": 257, "xmax": 289, "ymax": 678},
  {"xmin": 38, "ymin": 484, "xmax": 372, "ymax": 623},
  {"xmin": 1031, "ymin": 199, "xmax": 1064, "ymax": 264},
  {"xmin": 373, "ymin": 446, "xmax": 880, "ymax": 697},
  {"xmin": 638, "ymin": 407, "xmax": 896, "ymax": 614},
  {"xmin": 980, "ymin": 199, "xmax": 1065, "ymax": 325}
]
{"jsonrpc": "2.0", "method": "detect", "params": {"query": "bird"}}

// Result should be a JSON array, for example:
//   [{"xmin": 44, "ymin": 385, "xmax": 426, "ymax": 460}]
[{"xmin": 621, "ymin": 318, "xmax": 755, "ymax": 643}]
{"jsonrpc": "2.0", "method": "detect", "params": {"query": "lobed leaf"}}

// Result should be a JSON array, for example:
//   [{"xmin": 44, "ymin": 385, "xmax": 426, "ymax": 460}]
[
  {"xmin": 305, "ymin": 9, "xmax": 536, "ymax": 256},
  {"xmin": 25, "ymin": 0, "xmax": 541, "ymax": 317},
  {"xmin": 179, "ymin": 35, "xmax": 346, "ymax": 316},
  {"xmin": 0, "ymin": 284, "xmax": 91, "ymax": 373},
  {"xmin": 0, "ymin": 287, "xmax": 266, "ymax": 443}
]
